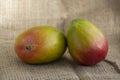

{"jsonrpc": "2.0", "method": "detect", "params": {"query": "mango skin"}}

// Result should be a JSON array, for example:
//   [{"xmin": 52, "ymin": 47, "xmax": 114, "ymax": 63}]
[
  {"xmin": 67, "ymin": 19, "xmax": 108, "ymax": 66},
  {"xmin": 15, "ymin": 26, "xmax": 67, "ymax": 64}
]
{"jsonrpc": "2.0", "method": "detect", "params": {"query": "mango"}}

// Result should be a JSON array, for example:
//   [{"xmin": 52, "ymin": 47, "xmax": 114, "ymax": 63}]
[
  {"xmin": 15, "ymin": 26, "xmax": 67, "ymax": 64},
  {"xmin": 67, "ymin": 19, "xmax": 108, "ymax": 66}
]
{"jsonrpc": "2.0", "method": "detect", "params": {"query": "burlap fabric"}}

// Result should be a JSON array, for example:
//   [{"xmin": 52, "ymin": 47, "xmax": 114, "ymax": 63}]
[{"xmin": 0, "ymin": 0, "xmax": 120, "ymax": 80}]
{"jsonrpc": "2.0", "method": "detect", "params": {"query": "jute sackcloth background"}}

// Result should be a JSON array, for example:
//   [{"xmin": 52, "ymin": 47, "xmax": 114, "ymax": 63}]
[{"xmin": 0, "ymin": 0, "xmax": 120, "ymax": 80}]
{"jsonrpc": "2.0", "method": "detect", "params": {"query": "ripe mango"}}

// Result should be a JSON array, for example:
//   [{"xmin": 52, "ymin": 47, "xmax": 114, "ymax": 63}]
[
  {"xmin": 15, "ymin": 26, "xmax": 67, "ymax": 64},
  {"xmin": 67, "ymin": 19, "xmax": 108, "ymax": 66}
]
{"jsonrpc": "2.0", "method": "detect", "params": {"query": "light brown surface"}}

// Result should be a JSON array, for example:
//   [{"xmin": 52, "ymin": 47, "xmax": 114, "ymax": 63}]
[{"xmin": 0, "ymin": 0, "xmax": 120, "ymax": 80}]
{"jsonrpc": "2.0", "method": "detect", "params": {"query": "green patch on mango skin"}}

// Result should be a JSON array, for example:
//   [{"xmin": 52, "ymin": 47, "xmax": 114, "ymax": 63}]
[{"xmin": 67, "ymin": 19, "xmax": 103, "ymax": 48}]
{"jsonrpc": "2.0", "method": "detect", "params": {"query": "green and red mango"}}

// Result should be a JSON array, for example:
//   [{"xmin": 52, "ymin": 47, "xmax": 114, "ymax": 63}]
[
  {"xmin": 67, "ymin": 19, "xmax": 108, "ymax": 66},
  {"xmin": 15, "ymin": 26, "xmax": 67, "ymax": 64}
]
